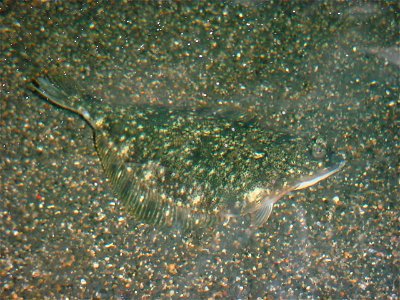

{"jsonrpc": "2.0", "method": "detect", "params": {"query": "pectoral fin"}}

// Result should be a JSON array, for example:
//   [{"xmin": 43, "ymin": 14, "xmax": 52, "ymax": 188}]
[
  {"xmin": 243, "ymin": 185, "xmax": 297, "ymax": 227},
  {"xmin": 251, "ymin": 197, "xmax": 275, "ymax": 227}
]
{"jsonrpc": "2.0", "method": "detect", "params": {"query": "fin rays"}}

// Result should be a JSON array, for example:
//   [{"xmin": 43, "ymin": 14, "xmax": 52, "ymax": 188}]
[
  {"xmin": 253, "ymin": 198, "xmax": 274, "ymax": 227},
  {"xmin": 243, "ymin": 161, "xmax": 346, "ymax": 227}
]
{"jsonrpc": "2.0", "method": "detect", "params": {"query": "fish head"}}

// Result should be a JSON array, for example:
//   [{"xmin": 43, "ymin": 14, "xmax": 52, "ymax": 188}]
[{"xmin": 241, "ymin": 133, "xmax": 345, "ymax": 226}]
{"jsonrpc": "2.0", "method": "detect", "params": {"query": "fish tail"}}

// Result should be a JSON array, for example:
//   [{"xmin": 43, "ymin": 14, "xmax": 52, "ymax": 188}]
[{"xmin": 29, "ymin": 76, "xmax": 96, "ymax": 129}]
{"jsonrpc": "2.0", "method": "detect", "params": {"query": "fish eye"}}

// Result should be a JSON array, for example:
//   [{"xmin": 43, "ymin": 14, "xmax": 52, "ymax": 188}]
[{"xmin": 311, "ymin": 138, "xmax": 327, "ymax": 159}]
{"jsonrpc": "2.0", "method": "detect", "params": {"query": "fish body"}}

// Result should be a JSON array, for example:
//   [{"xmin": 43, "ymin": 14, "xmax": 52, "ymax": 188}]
[{"xmin": 30, "ymin": 76, "xmax": 344, "ymax": 229}]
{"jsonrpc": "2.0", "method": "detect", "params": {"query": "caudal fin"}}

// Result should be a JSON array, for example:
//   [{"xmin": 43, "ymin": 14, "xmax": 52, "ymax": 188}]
[{"xmin": 29, "ymin": 76, "xmax": 96, "ymax": 128}]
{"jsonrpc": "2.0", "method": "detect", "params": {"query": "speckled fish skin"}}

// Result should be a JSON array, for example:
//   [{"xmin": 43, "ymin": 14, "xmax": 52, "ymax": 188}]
[{"xmin": 30, "ymin": 76, "xmax": 341, "ymax": 230}]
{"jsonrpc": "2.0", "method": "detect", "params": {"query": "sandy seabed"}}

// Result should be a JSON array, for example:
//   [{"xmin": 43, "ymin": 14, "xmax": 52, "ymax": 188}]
[{"xmin": 1, "ymin": 1, "xmax": 398, "ymax": 299}]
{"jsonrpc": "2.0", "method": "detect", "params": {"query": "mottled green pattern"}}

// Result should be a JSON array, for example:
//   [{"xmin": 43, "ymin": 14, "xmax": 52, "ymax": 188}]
[
  {"xmin": 100, "ymin": 105, "xmax": 321, "ymax": 209},
  {"xmin": 30, "ymin": 76, "xmax": 329, "ymax": 230}
]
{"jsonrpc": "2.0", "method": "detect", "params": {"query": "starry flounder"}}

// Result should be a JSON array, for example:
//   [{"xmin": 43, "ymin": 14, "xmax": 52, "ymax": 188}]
[{"xmin": 30, "ymin": 76, "xmax": 345, "ymax": 230}]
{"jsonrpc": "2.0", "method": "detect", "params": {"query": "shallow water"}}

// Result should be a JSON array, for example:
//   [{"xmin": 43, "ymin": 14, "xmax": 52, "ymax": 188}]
[{"xmin": 1, "ymin": 1, "xmax": 398, "ymax": 298}]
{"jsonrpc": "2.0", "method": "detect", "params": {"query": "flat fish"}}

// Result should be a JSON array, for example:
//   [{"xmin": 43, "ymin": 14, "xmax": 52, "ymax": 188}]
[{"xmin": 30, "ymin": 76, "xmax": 345, "ymax": 230}]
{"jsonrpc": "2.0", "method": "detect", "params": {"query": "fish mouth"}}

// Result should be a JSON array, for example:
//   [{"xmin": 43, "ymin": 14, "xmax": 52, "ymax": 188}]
[{"xmin": 242, "ymin": 161, "xmax": 346, "ymax": 227}]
